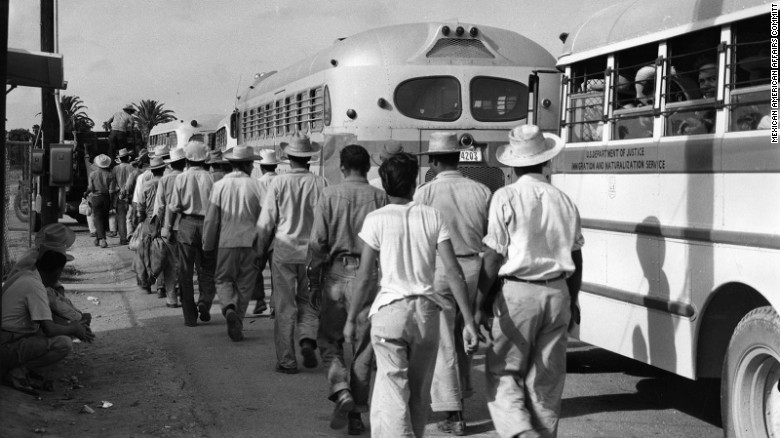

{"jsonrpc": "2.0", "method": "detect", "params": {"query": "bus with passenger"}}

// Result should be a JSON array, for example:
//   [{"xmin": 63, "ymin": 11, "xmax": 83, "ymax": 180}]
[
  {"xmin": 554, "ymin": 1, "xmax": 775, "ymax": 435},
  {"xmin": 148, "ymin": 114, "xmax": 223, "ymax": 152},
  {"xmin": 233, "ymin": 21, "xmax": 561, "ymax": 190}
]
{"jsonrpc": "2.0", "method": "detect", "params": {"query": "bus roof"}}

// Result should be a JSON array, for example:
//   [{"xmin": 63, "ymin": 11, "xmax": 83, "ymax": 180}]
[
  {"xmin": 149, "ymin": 114, "xmax": 223, "ymax": 135},
  {"xmin": 239, "ymin": 21, "xmax": 555, "ymax": 102},
  {"xmin": 558, "ymin": 0, "xmax": 769, "ymax": 65}
]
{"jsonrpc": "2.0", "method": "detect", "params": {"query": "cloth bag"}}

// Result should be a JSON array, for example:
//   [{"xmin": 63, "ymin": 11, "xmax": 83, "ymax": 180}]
[
  {"xmin": 128, "ymin": 223, "xmax": 144, "ymax": 251},
  {"xmin": 78, "ymin": 198, "xmax": 91, "ymax": 216},
  {"xmin": 148, "ymin": 236, "xmax": 174, "ymax": 278}
]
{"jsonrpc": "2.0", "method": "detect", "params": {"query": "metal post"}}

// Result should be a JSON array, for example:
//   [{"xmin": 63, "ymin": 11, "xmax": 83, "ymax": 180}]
[
  {"xmin": 40, "ymin": 0, "xmax": 60, "ymax": 226},
  {"xmin": 1, "ymin": 0, "xmax": 10, "ymax": 274}
]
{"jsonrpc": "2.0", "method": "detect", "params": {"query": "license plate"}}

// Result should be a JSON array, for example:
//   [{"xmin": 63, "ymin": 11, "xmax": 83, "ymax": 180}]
[{"xmin": 459, "ymin": 148, "xmax": 482, "ymax": 162}]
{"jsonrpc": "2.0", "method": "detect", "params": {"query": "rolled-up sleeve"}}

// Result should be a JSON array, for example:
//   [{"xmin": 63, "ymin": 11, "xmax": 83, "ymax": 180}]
[{"xmin": 482, "ymin": 192, "xmax": 510, "ymax": 257}]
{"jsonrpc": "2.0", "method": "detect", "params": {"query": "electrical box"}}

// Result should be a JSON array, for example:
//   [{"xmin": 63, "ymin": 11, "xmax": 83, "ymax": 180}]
[
  {"xmin": 31, "ymin": 150, "xmax": 45, "ymax": 175},
  {"xmin": 48, "ymin": 144, "xmax": 74, "ymax": 186}
]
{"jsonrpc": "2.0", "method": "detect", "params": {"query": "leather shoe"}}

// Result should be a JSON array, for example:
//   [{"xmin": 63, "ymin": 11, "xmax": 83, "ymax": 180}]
[
  {"xmin": 330, "ymin": 390, "xmax": 355, "ymax": 430},
  {"xmin": 348, "ymin": 415, "xmax": 365, "ymax": 435},
  {"xmin": 197, "ymin": 302, "xmax": 211, "ymax": 322},
  {"xmin": 225, "ymin": 309, "xmax": 243, "ymax": 342},
  {"xmin": 437, "ymin": 417, "xmax": 466, "ymax": 436},
  {"xmin": 252, "ymin": 301, "xmax": 267, "ymax": 315},
  {"xmin": 157, "ymin": 288, "xmax": 166, "ymax": 299},
  {"xmin": 275, "ymin": 364, "xmax": 298, "ymax": 374},
  {"xmin": 166, "ymin": 303, "xmax": 181, "ymax": 308},
  {"xmin": 99, "ymin": 239, "xmax": 107, "ymax": 248},
  {"xmin": 301, "ymin": 342, "xmax": 318, "ymax": 368}
]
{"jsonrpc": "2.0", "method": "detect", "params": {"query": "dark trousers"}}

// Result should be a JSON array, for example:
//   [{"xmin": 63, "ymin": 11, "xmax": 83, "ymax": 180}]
[
  {"xmin": 91, "ymin": 194, "xmax": 110, "ymax": 240},
  {"xmin": 107, "ymin": 130, "xmax": 126, "ymax": 157},
  {"xmin": 177, "ymin": 216, "xmax": 217, "ymax": 325},
  {"xmin": 115, "ymin": 199, "xmax": 128, "ymax": 242}
]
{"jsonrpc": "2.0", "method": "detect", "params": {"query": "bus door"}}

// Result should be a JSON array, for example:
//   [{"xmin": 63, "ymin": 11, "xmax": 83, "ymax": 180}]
[
  {"xmin": 528, "ymin": 70, "xmax": 562, "ymax": 134},
  {"xmin": 419, "ymin": 128, "xmax": 512, "ymax": 193}
]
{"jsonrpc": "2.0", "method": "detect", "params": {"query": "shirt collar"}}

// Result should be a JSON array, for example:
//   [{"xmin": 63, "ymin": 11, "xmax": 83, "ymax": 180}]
[
  {"xmin": 433, "ymin": 170, "xmax": 463, "ymax": 180},
  {"xmin": 344, "ymin": 175, "xmax": 369, "ymax": 183},
  {"xmin": 517, "ymin": 173, "xmax": 548, "ymax": 184},
  {"xmin": 288, "ymin": 168, "xmax": 309, "ymax": 174},
  {"xmin": 224, "ymin": 170, "xmax": 249, "ymax": 179}
]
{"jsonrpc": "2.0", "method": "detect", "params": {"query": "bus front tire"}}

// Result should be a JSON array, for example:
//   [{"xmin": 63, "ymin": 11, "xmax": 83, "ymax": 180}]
[{"xmin": 721, "ymin": 306, "xmax": 780, "ymax": 438}]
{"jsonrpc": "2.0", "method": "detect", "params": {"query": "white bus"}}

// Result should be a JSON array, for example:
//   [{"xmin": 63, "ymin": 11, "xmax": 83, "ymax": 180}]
[
  {"xmin": 148, "ymin": 114, "xmax": 223, "ymax": 151},
  {"xmin": 554, "ymin": 1, "xmax": 776, "ymax": 435},
  {"xmin": 233, "ymin": 21, "xmax": 561, "ymax": 189},
  {"xmin": 213, "ymin": 112, "xmax": 238, "ymax": 152}
]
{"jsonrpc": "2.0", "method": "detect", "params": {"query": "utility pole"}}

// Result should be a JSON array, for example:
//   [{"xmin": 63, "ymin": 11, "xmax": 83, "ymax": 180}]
[
  {"xmin": 2, "ymin": 0, "xmax": 9, "ymax": 273},
  {"xmin": 40, "ymin": 0, "xmax": 60, "ymax": 226}
]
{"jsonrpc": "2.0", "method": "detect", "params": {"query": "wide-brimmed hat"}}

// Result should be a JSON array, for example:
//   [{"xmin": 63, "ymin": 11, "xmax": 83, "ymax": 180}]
[
  {"xmin": 148, "ymin": 156, "xmax": 167, "ymax": 170},
  {"xmin": 153, "ymin": 144, "xmax": 170, "ymax": 159},
  {"xmin": 224, "ymin": 145, "xmax": 262, "ymax": 162},
  {"xmin": 495, "ymin": 125, "xmax": 564, "ymax": 167},
  {"xmin": 35, "ymin": 223, "xmax": 76, "ymax": 249},
  {"xmin": 205, "ymin": 150, "xmax": 227, "ymax": 165},
  {"xmin": 38, "ymin": 242, "xmax": 74, "ymax": 262},
  {"xmin": 371, "ymin": 142, "xmax": 404, "ymax": 166},
  {"xmin": 417, "ymin": 132, "xmax": 468, "ymax": 156},
  {"xmin": 257, "ymin": 148, "xmax": 280, "ymax": 165},
  {"xmin": 123, "ymin": 104, "xmax": 136, "ymax": 112},
  {"xmin": 282, "ymin": 133, "xmax": 321, "ymax": 157},
  {"xmin": 117, "ymin": 148, "xmax": 132, "ymax": 158},
  {"xmin": 94, "ymin": 154, "xmax": 111, "ymax": 169},
  {"xmin": 184, "ymin": 141, "xmax": 209, "ymax": 162},
  {"xmin": 164, "ymin": 147, "xmax": 186, "ymax": 164}
]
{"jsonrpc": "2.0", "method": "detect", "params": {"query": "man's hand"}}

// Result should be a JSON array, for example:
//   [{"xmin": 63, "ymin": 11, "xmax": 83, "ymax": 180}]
[
  {"xmin": 74, "ymin": 322, "xmax": 95, "ymax": 343},
  {"xmin": 343, "ymin": 319, "xmax": 356, "ymax": 344},
  {"xmin": 462, "ymin": 322, "xmax": 480, "ymax": 355},
  {"xmin": 569, "ymin": 301, "xmax": 581, "ymax": 331},
  {"xmin": 474, "ymin": 310, "xmax": 493, "ymax": 342},
  {"xmin": 309, "ymin": 287, "xmax": 322, "ymax": 312}
]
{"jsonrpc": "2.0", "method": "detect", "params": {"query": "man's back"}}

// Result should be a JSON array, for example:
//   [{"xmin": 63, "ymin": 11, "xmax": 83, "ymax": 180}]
[
  {"xmin": 112, "ymin": 163, "xmax": 135, "ymax": 189},
  {"xmin": 414, "ymin": 171, "xmax": 491, "ymax": 256},
  {"xmin": 170, "ymin": 167, "xmax": 213, "ymax": 216},
  {"xmin": 2, "ymin": 270, "xmax": 50, "ymax": 335},
  {"xmin": 205, "ymin": 171, "xmax": 264, "ymax": 249}
]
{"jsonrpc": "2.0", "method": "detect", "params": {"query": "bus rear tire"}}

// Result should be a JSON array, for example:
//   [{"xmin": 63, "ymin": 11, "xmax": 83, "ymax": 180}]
[{"xmin": 722, "ymin": 306, "xmax": 780, "ymax": 438}]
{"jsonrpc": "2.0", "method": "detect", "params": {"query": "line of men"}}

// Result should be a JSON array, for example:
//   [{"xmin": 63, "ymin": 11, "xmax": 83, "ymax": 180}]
[{"xmin": 121, "ymin": 123, "xmax": 582, "ymax": 438}]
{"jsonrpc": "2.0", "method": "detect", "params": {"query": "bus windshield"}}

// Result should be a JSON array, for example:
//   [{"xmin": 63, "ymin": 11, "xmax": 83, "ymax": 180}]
[
  {"xmin": 470, "ymin": 76, "xmax": 528, "ymax": 122},
  {"xmin": 394, "ymin": 76, "xmax": 461, "ymax": 121}
]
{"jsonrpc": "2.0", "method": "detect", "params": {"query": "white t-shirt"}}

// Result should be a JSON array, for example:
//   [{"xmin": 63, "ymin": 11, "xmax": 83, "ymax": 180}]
[{"xmin": 358, "ymin": 202, "xmax": 450, "ymax": 317}]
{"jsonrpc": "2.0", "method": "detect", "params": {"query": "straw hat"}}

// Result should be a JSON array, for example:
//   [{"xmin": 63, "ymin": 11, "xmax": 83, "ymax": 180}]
[
  {"xmin": 148, "ymin": 156, "xmax": 167, "ymax": 170},
  {"xmin": 117, "ymin": 148, "xmax": 132, "ymax": 158},
  {"xmin": 282, "ymin": 133, "xmax": 321, "ymax": 157},
  {"xmin": 257, "ymin": 148, "xmax": 280, "ymax": 165},
  {"xmin": 164, "ymin": 147, "xmax": 186, "ymax": 164},
  {"xmin": 35, "ymin": 223, "xmax": 76, "ymax": 249},
  {"xmin": 153, "ymin": 144, "xmax": 170, "ymax": 159},
  {"xmin": 417, "ymin": 132, "xmax": 468, "ymax": 156},
  {"xmin": 205, "ymin": 150, "xmax": 227, "ymax": 165},
  {"xmin": 224, "ymin": 145, "xmax": 262, "ymax": 162},
  {"xmin": 495, "ymin": 125, "xmax": 564, "ymax": 167},
  {"xmin": 371, "ymin": 142, "xmax": 404, "ymax": 166},
  {"xmin": 184, "ymin": 141, "xmax": 209, "ymax": 162},
  {"xmin": 94, "ymin": 154, "xmax": 111, "ymax": 169}
]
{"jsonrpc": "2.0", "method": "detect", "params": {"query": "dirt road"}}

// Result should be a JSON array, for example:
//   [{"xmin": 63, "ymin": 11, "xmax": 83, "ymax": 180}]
[{"xmin": 0, "ymin": 219, "xmax": 723, "ymax": 437}]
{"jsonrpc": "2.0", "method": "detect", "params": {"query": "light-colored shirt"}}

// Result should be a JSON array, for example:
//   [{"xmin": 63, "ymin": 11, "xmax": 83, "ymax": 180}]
[
  {"xmin": 359, "ymin": 202, "xmax": 451, "ymax": 317},
  {"xmin": 132, "ymin": 170, "xmax": 152, "ymax": 204},
  {"xmin": 256, "ymin": 168, "xmax": 328, "ymax": 263},
  {"xmin": 483, "ymin": 173, "xmax": 584, "ymax": 280},
  {"xmin": 112, "ymin": 162, "xmax": 135, "ymax": 190},
  {"xmin": 169, "ymin": 167, "xmax": 213, "ymax": 217},
  {"xmin": 413, "ymin": 170, "xmax": 491, "ymax": 256},
  {"xmin": 1, "ymin": 270, "xmax": 52, "ymax": 335},
  {"xmin": 139, "ymin": 176, "xmax": 162, "ymax": 219},
  {"xmin": 87, "ymin": 168, "xmax": 118, "ymax": 195},
  {"xmin": 369, "ymin": 177, "xmax": 384, "ymax": 191},
  {"xmin": 154, "ymin": 170, "xmax": 182, "ymax": 230},
  {"xmin": 203, "ymin": 171, "xmax": 264, "ymax": 250},
  {"xmin": 309, "ymin": 176, "xmax": 387, "ymax": 263},
  {"xmin": 257, "ymin": 172, "xmax": 277, "ymax": 202},
  {"xmin": 108, "ymin": 110, "xmax": 134, "ymax": 132}
]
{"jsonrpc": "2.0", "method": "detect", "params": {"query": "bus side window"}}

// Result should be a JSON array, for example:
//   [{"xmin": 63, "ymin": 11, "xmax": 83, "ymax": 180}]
[
  {"xmin": 663, "ymin": 27, "xmax": 719, "ymax": 136},
  {"xmin": 728, "ymin": 15, "xmax": 771, "ymax": 132},
  {"xmin": 566, "ymin": 57, "xmax": 607, "ymax": 143},
  {"xmin": 612, "ymin": 43, "xmax": 657, "ymax": 140}
]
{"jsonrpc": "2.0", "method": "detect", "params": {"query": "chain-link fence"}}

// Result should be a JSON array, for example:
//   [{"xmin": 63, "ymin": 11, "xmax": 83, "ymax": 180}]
[{"xmin": 4, "ymin": 141, "xmax": 33, "ymax": 279}]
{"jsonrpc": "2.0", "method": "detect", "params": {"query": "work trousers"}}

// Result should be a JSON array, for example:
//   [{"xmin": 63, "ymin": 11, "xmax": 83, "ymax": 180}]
[
  {"xmin": 0, "ymin": 331, "xmax": 73, "ymax": 373},
  {"xmin": 272, "ymin": 259, "xmax": 318, "ymax": 369},
  {"xmin": 317, "ymin": 258, "xmax": 376, "ymax": 413},
  {"xmin": 251, "ymin": 250, "xmax": 272, "ymax": 308},
  {"xmin": 486, "ymin": 279, "xmax": 570, "ymax": 438},
  {"xmin": 370, "ymin": 297, "xmax": 440, "ymax": 438},
  {"xmin": 177, "ymin": 216, "xmax": 217, "ymax": 325},
  {"xmin": 90, "ymin": 194, "xmax": 110, "ymax": 240},
  {"xmin": 430, "ymin": 254, "xmax": 481, "ymax": 411},
  {"xmin": 115, "ymin": 199, "xmax": 128, "ymax": 242},
  {"xmin": 215, "ymin": 247, "xmax": 258, "ymax": 321},
  {"xmin": 107, "ymin": 130, "xmax": 126, "ymax": 157},
  {"xmin": 155, "ymin": 235, "xmax": 179, "ymax": 306}
]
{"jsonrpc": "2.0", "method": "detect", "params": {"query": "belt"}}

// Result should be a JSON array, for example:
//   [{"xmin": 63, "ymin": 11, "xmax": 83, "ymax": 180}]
[
  {"xmin": 181, "ymin": 214, "xmax": 205, "ymax": 219},
  {"xmin": 456, "ymin": 253, "xmax": 479, "ymax": 258},
  {"xmin": 503, "ymin": 273, "xmax": 566, "ymax": 285}
]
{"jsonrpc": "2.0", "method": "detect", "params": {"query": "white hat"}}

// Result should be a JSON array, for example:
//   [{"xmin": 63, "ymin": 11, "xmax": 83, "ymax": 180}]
[
  {"xmin": 153, "ymin": 144, "xmax": 170, "ymax": 159},
  {"xmin": 495, "ymin": 125, "xmax": 564, "ymax": 167},
  {"xmin": 257, "ymin": 148, "xmax": 280, "ymax": 165},
  {"xmin": 184, "ymin": 141, "xmax": 209, "ymax": 162},
  {"xmin": 164, "ymin": 147, "xmax": 186, "ymax": 164},
  {"xmin": 94, "ymin": 154, "xmax": 111, "ymax": 169},
  {"xmin": 282, "ymin": 132, "xmax": 321, "ymax": 157},
  {"xmin": 148, "ymin": 156, "xmax": 167, "ymax": 170},
  {"xmin": 224, "ymin": 145, "xmax": 262, "ymax": 162},
  {"xmin": 417, "ymin": 132, "xmax": 468, "ymax": 156}
]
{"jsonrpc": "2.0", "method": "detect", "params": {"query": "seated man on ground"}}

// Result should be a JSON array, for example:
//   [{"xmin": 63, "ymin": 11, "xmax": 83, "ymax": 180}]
[{"xmin": 1, "ymin": 245, "xmax": 95, "ymax": 395}]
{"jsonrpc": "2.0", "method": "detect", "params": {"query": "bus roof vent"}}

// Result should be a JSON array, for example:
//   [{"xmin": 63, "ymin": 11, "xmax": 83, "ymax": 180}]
[{"xmin": 426, "ymin": 38, "xmax": 494, "ymax": 59}]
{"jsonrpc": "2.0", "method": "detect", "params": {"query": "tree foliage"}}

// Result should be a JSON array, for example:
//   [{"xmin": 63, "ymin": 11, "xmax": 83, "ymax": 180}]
[
  {"xmin": 6, "ymin": 128, "xmax": 33, "ymax": 141},
  {"xmin": 133, "ymin": 100, "xmax": 176, "ymax": 146},
  {"xmin": 60, "ymin": 95, "xmax": 95, "ymax": 133}
]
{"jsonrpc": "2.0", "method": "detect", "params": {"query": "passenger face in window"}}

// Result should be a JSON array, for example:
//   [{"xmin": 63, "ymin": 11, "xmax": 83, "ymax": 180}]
[{"xmin": 698, "ymin": 63, "xmax": 717, "ymax": 99}]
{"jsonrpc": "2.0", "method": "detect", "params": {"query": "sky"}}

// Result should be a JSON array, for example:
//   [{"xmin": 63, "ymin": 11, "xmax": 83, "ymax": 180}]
[{"xmin": 7, "ymin": 0, "xmax": 619, "ymax": 132}]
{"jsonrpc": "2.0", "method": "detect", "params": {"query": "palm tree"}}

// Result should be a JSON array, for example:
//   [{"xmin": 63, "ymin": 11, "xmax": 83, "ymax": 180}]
[
  {"xmin": 133, "ymin": 100, "xmax": 176, "ymax": 147},
  {"xmin": 60, "ymin": 95, "xmax": 95, "ymax": 133}
]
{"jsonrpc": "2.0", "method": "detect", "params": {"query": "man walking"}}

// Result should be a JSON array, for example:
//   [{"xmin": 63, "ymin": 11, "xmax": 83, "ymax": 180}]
[
  {"xmin": 85, "ymin": 154, "xmax": 118, "ymax": 248},
  {"xmin": 154, "ymin": 147, "xmax": 187, "ymax": 307},
  {"xmin": 256, "ymin": 133, "xmax": 328, "ymax": 374},
  {"xmin": 415, "ymin": 132, "xmax": 492, "ymax": 436},
  {"xmin": 204, "ymin": 146, "xmax": 264, "ymax": 342},
  {"xmin": 344, "ymin": 152, "xmax": 479, "ymax": 438},
  {"xmin": 250, "ymin": 148, "xmax": 279, "ymax": 316},
  {"xmin": 307, "ymin": 145, "xmax": 387, "ymax": 434},
  {"xmin": 476, "ymin": 125, "xmax": 583, "ymax": 438},
  {"xmin": 112, "ymin": 148, "xmax": 134, "ymax": 245},
  {"xmin": 169, "ymin": 141, "xmax": 217, "ymax": 327}
]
